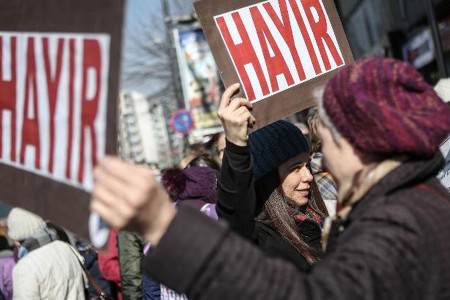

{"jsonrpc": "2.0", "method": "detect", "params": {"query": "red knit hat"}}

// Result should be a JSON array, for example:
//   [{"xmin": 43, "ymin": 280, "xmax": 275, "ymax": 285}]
[{"xmin": 322, "ymin": 58, "xmax": 450, "ymax": 157}]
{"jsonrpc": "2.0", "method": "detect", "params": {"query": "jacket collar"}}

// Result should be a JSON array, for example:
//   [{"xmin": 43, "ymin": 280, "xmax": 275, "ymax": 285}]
[{"xmin": 322, "ymin": 152, "xmax": 444, "ymax": 251}]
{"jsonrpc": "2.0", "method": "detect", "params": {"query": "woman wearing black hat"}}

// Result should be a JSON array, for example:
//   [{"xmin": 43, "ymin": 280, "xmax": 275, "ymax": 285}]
[{"xmin": 216, "ymin": 83, "xmax": 328, "ymax": 271}]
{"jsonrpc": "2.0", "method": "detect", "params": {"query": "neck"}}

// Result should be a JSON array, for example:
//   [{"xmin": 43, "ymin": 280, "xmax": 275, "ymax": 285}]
[{"xmin": 337, "ymin": 157, "xmax": 407, "ymax": 218}]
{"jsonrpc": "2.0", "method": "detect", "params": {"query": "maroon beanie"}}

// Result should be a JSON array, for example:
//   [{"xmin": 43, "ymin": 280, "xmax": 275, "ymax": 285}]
[
  {"xmin": 161, "ymin": 166, "xmax": 217, "ymax": 204},
  {"xmin": 322, "ymin": 58, "xmax": 450, "ymax": 157}
]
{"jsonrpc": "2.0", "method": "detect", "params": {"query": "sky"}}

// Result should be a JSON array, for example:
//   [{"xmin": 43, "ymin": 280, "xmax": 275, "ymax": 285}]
[{"xmin": 121, "ymin": 0, "xmax": 196, "ymax": 96}]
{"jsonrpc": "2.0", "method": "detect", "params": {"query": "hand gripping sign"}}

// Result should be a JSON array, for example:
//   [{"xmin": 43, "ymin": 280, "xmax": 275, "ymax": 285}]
[
  {"xmin": 194, "ymin": 0, "xmax": 353, "ymax": 129},
  {"xmin": 0, "ymin": 0, "xmax": 124, "ymax": 240}
]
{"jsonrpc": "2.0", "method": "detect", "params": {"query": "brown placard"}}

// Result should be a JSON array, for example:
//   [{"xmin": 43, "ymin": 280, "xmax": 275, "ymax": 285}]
[
  {"xmin": 0, "ymin": 0, "xmax": 124, "ymax": 240},
  {"xmin": 194, "ymin": 0, "xmax": 353, "ymax": 130}
]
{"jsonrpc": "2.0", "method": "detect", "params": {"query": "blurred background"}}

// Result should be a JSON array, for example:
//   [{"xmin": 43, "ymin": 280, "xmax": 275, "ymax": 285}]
[{"xmin": 119, "ymin": 0, "xmax": 450, "ymax": 171}]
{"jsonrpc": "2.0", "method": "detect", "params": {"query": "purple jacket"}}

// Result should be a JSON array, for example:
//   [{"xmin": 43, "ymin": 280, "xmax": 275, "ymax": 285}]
[{"xmin": 0, "ymin": 254, "xmax": 14, "ymax": 300}]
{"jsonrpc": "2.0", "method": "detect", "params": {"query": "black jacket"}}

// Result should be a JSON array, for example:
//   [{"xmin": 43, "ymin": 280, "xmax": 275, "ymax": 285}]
[
  {"xmin": 143, "ymin": 153, "xmax": 450, "ymax": 299},
  {"xmin": 216, "ymin": 140, "xmax": 321, "ymax": 271}
]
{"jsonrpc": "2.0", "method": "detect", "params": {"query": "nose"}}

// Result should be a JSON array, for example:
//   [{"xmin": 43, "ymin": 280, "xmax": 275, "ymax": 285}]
[{"xmin": 301, "ymin": 166, "xmax": 313, "ymax": 183}]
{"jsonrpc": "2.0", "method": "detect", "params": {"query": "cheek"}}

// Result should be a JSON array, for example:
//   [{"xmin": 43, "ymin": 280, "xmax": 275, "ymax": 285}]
[
  {"xmin": 279, "ymin": 176, "xmax": 291, "ymax": 193},
  {"xmin": 281, "ymin": 173, "xmax": 298, "ymax": 191},
  {"xmin": 321, "ymin": 137, "xmax": 335, "ymax": 163}
]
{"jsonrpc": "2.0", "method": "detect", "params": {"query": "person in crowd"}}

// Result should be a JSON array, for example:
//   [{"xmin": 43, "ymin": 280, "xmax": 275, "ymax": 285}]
[
  {"xmin": 184, "ymin": 155, "xmax": 220, "ymax": 172},
  {"xmin": 141, "ymin": 165, "xmax": 219, "ymax": 299},
  {"xmin": 98, "ymin": 228, "xmax": 122, "ymax": 300},
  {"xmin": 217, "ymin": 114, "xmax": 328, "ymax": 271},
  {"xmin": 46, "ymin": 220, "xmax": 75, "ymax": 246},
  {"xmin": 7, "ymin": 208, "xmax": 86, "ymax": 299},
  {"xmin": 217, "ymin": 132, "xmax": 226, "ymax": 162},
  {"xmin": 117, "ymin": 231, "xmax": 144, "ymax": 300},
  {"xmin": 141, "ymin": 261, "xmax": 161, "ymax": 300},
  {"xmin": 77, "ymin": 241, "xmax": 116, "ymax": 299},
  {"xmin": 91, "ymin": 58, "xmax": 450, "ymax": 299},
  {"xmin": 294, "ymin": 121, "xmax": 310, "ymax": 143},
  {"xmin": 161, "ymin": 166, "xmax": 218, "ymax": 220},
  {"xmin": 0, "ymin": 235, "xmax": 13, "ymax": 300},
  {"xmin": 179, "ymin": 150, "xmax": 215, "ymax": 169},
  {"xmin": 307, "ymin": 106, "xmax": 338, "ymax": 216}
]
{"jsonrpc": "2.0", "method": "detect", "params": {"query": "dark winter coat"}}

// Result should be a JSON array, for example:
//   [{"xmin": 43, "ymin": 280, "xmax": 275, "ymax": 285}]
[
  {"xmin": 143, "ymin": 153, "xmax": 450, "ymax": 299},
  {"xmin": 82, "ymin": 250, "xmax": 116, "ymax": 299},
  {"xmin": 216, "ymin": 141, "xmax": 322, "ymax": 271}
]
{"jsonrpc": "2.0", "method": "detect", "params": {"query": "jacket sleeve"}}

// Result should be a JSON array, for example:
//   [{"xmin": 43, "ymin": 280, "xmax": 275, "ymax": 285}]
[
  {"xmin": 142, "ymin": 203, "xmax": 426, "ymax": 300},
  {"xmin": 216, "ymin": 140, "xmax": 256, "ymax": 239},
  {"xmin": 117, "ymin": 231, "xmax": 144, "ymax": 300}
]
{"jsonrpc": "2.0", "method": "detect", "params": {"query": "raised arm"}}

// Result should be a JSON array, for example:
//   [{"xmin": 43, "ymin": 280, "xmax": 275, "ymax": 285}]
[{"xmin": 216, "ymin": 83, "xmax": 258, "ymax": 239}]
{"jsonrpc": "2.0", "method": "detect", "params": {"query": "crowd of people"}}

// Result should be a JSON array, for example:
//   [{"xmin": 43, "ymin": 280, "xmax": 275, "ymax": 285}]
[{"xmin": 1, "ymin": 57, "xmax": 450, "ymax": 299}]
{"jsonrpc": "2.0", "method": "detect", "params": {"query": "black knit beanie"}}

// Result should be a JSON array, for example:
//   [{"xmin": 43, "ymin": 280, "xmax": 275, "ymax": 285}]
[{"xmin": 249, "ymin": 120, "xmax": 310, "ymax": 181}]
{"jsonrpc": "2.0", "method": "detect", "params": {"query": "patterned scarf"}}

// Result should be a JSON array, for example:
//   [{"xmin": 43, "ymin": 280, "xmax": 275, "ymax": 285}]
[
  {"xmin": 310, "ymin": 152, "xmax": 338, "ymax": 201},
  {"xmin": 321, "ymin": 157, "xmax": 405, "ymax": 251},
  {"xmin": 277, "ymin": 189, "xmax": 325, "ymax": 228},
  {"xmin": 18, "ymin": 227, "xmax": 57, "ymax": 260}
]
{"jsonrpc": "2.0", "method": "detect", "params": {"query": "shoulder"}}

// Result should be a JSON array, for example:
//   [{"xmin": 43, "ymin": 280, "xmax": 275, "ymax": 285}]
[
  {"xmin": 335, "ymin": 183, "xmax": 450, "ymax": 255},
  {"xmin": 0, "ymin": 256, "xmax": 14, "ymax": 265},
  {"xmin": 254, "ymin": 221, "xmax": 277, "ymax": 240},
  {"xmin": 21, "ymin": 241, "xmax": 80, "ymax": 266}
]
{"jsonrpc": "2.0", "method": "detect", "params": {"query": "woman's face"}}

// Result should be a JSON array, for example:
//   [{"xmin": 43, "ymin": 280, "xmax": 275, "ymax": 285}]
[{"xmin": 277, "ymin": 153, "xmax": 313, "ymax": 206}]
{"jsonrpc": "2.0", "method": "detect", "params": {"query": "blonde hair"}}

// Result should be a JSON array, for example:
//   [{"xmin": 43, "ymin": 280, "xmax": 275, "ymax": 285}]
[{"xmin": 307, "ymin": 107, "xmax": 321, "ymax": 153}]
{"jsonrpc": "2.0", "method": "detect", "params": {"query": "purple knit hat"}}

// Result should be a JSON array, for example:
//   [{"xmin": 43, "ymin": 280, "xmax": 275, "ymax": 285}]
[
  {"xmin": 322, "ymin": 58, "xmax": 450, "ymax": 157},
  {"xmin": 161, "ymin": 166, "xmax": 217, "ymax": 204}
]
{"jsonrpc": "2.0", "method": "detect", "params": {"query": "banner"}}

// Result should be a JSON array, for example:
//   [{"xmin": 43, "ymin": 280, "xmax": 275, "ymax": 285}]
[
  {"xmin": 175, "ymin": 27, "xmax": 222, "ymax": 136},
  {"xmin": 194, "ymin": 0, "xmax": 353, "ymax": 129},
  {"xmin": 0, "ymin": 0, "xmax": 124, "ymax": 239}
]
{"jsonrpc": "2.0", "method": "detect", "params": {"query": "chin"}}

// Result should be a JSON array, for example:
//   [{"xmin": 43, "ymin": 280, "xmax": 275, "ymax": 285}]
[{"xmin": 293, "ymin": 198, "xmax": 309, "ymax": 206}]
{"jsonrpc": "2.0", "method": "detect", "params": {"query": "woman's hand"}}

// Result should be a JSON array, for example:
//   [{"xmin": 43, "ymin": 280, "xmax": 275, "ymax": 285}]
[{"xmin": 217, "ymin": 83, "xmax": 256, "ymax": 146}]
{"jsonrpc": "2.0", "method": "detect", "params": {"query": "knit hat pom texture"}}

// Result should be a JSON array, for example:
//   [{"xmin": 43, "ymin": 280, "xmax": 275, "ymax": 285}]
[
  {"xmin": 7, "ymin": 208, "xmax": 46, "ymax": 241},
  {"xmin": 323, "ymin": 58, "xmax": 450, "ymax": 157}
]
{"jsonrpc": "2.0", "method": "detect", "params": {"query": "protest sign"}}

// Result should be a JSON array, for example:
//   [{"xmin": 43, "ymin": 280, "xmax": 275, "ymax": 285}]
[
  {"xmin": 194, "ymin": 0, "xmax": 353, "ymax": 129},
  {"xmin": 0, "ymin": 0, "xmax": 124, "ymax": 239}
]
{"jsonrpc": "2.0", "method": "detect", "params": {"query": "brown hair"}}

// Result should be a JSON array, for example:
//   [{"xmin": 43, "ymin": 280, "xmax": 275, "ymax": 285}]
[{"xmin": 257, "ymin": 179, "xmax": 328, "ymax": 263}]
